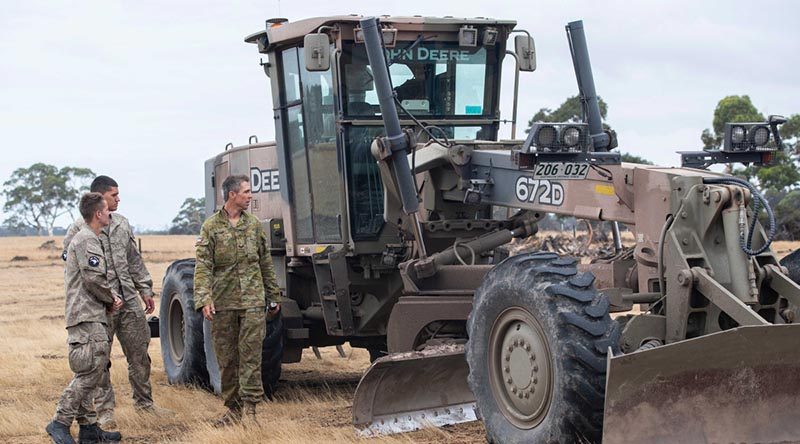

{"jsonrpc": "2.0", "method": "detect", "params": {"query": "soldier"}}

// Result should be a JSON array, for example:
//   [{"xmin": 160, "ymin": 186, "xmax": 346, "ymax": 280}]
[
  {"xmin": 46, "ymin": 193, "xmax": 123, "ymax": 444},
  {"xmin": 63, "ymin": 175, "xmax": 169, "ymax": 430},
  {"xmin": 194, "ymin": 174, "xmax": 280, "ymax": 426}
]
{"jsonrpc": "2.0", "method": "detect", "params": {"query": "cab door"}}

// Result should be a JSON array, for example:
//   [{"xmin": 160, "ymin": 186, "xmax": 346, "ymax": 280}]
[{"xmin": 278, "ymin": 46, "xmax": 344, "ymax": 252}]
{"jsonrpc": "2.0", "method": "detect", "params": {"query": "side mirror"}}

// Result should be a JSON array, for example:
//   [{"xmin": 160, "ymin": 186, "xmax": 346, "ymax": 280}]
[
  {"xmin": 304, "ymin": 34, "xmax": 330, "ymax": 71},
  {"xmin": 515, "ymin": 35, "xmax": 536, "ymax": 72}
]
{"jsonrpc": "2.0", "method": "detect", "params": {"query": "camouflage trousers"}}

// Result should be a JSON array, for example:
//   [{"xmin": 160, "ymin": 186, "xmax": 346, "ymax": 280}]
[
  {"xmin": 54, "ymin": 322, "xmax": 110, "ymax": 426},
  {"xmin": 94, "ymin": 296, "xmax": 153, "ymax": 414},
  {"xmin": 211, "ymin": 308, "xmax": 266, "ymax": 409}
]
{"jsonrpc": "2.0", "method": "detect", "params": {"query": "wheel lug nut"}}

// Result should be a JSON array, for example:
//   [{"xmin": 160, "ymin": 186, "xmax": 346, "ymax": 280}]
[
  {"xmin": 524, "ymin": 392, "xmax": 530, "ymax": 399},
  {"xmin": 504, "ymin": 366, "xmax": 510, "ymax": 373},
  {"xmin": 518, "ymin": 392, "xmax": 523, "ymax": 399},
  {"xmin": 505, "ymin": 355, "xmax": 510, "ymax": 362},
  {"xmin": 524, "ymin": 344, "xmax": 531, "ymax": 351},
  {"xmin": 533, "ymin": 365, "xmax": 539, "ymax": 372},
  {"xmin": 512, "ymin": 387, "xmax": 517, "ymax": 394},
  {"xmin": 533, "ymin": 377, "xmax": 538, "ymax": 384},
  {"xmin": 513, "ymin": 339, "xmax": 519, "ymax": 346},
  {"xmin": 507, "ymin": 346, "xmax": 513, "ymax": 352},
  {"xmin": 507, "ymin": 377, "xmax": 513, "ymax": 384}
]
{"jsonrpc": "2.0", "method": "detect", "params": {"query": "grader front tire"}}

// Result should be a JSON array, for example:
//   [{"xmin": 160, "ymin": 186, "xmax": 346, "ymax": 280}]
[{"xmin": 466, "ymin": 252, "xmax": 619, "ymax": 444}]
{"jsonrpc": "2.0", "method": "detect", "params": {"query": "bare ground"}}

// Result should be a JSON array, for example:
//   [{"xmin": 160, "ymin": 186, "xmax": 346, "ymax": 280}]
[{"xmin": 1, "ymin": 234, "xmax": 797, "ymax": 443}]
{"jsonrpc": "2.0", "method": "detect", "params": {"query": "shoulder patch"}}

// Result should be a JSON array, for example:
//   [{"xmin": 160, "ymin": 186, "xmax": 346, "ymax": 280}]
[{"xmin": 88, "ymin": 256, "xmax": 100, "ymax": 267}]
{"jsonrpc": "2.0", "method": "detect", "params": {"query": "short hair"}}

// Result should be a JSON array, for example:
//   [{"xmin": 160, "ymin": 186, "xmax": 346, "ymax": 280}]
[
  {"xmin": 90, "ymin": 175, "xmax": 118, "ymax": 193},
  {"xmin": 222, "ymin": 175, "xmax": 249, "ymax": 202},
  {"xmin": 79, "ymin": 192, "xmax": 107, "ymax": 223}
]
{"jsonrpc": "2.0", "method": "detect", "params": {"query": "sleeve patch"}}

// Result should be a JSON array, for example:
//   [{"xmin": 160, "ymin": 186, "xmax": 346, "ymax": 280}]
[{"xmin": 88, "ymin": 256, "xmax": 100, "ymax": 267}]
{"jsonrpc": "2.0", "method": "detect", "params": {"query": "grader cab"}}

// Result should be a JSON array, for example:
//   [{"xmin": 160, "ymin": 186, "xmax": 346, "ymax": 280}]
[{"xmin": 156, "ymin": 15, "xmax": 800, "ymax": 443}]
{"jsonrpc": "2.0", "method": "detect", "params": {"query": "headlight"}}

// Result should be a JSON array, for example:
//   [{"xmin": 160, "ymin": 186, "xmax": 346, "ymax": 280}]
[
  {"xmin": 535, "ymin": 125, "xmax": 558, "ymax": 147},
  {"xmin": 723, "ymin": 122, "xmax": 778, "ymax": 152},
  {"xmin": 749, "ymin": 125, "xmax": 770, "ymax": 147},
  {"xmin": 522, "ymin": 122, "xmax": 590, "ymax": 154},
  {"xmin": 730, "ymin": 125, "xmax": 746, "ymax": 144},
  {"xmin": 561, "ymin": 126, "xmax": 582, "ymax": 147}
]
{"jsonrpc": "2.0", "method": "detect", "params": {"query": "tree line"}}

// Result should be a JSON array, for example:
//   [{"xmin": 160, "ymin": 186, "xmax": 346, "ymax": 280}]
[{"xmin": 1, "ymin": 164, "xmax": 205, "ymax": 236}]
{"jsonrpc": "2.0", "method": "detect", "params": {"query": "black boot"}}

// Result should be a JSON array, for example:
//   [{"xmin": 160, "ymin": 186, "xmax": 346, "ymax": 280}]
[
  {"xmin": 78, "ymin": 423, "xmax": 122, "ymax": 443},
  {"xmin": 46, "ymin": 420, "xmax": 76, "ymax": 444}
]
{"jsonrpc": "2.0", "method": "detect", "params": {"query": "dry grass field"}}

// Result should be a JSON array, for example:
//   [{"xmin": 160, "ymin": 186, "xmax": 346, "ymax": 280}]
[
  {"xmin": 0, "ymin": 235, "xmax": 485, "ymax": 444},
  {"xmin": 1, "ymin": 234, "xmax": 797, "ymax": 443}
]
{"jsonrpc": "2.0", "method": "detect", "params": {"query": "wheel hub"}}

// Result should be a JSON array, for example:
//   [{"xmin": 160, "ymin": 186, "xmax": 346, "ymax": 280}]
[
  {"xmin": 488, "ymin": 308, "xmax": 552, "ymax": 429},
  {"xmin": 168, "ymin": 294, "xmax": 186, "ymax": 364}
]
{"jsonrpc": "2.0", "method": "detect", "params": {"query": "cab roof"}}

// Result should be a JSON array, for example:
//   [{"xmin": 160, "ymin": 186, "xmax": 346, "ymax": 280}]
[{"xmin": 245, "ymin": 15, "xmax": 517, "ymax": 53}]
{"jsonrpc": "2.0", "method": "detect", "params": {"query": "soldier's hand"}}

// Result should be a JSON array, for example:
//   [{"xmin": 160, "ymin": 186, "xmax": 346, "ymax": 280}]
[
  {"xmin": 112, "ymin": 296, "xmax": 123, "ymax": 311},
  {"xmin": 202, "ymin": 303, "xmax": 216, "ymax": 321},
  {"xmin": 143, "ymin": 295, "xmax": 155, "ymax": 314}
]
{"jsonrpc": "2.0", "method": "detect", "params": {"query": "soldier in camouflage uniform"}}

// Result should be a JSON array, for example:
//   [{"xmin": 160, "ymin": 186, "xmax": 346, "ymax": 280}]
[
  {"xmin": 63, "ymin": 176, "xmax": 168, "ymax": 430},
  {"xmin": 46, "ymin": 193, "xmax": 123, "ymax": 444},
  {"xmin": 194, "ymin": 174, "xmax": 280, "ymax": 426}
]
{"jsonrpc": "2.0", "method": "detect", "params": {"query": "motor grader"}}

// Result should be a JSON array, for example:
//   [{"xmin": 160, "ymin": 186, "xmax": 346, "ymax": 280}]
[{"xmin": 154, "ymin": 15, "xmax": 800, "ymax": 443}]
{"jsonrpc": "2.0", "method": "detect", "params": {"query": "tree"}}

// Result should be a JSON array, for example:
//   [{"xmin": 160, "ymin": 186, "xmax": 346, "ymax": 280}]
[
  {"xmin": 701, "ymin": 95, "xmax": 764, "ymax": 150},
  {"xmin": 527, "ymin": 95, "xmax": 610, "ymax": 133},
  {"xmin": 170, "ymin": 198, "xmax": 205, "ymax": 235},
  {"xmin": 2, "ymin": 163, "xmax": 94, "ymax": 236}
]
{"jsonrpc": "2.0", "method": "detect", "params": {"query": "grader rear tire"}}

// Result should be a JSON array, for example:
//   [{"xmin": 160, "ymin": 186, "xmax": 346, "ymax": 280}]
[
  {"xmin": 261, "ymin": 313, "xmax": 284, "ymax": 399},
  {"xmin": 781, "ymin": 249, "xmax": 800, "ymax": 284},
  {"xmin": 466, "ymin": 252, "xmax": 619, "ymax": 444},
  {"xmin": 159, "ymin": 259, "xmax": 210, "ymax": 388}
]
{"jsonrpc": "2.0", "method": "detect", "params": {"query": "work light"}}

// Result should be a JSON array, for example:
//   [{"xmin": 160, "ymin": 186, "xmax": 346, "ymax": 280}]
[
  {"xmin": 525, "ymin": 123, "xmax": 588, "ymax": 154},
  {"xmin": 723, "ymin": 122, "xmax": 778, "ymax": 152}
]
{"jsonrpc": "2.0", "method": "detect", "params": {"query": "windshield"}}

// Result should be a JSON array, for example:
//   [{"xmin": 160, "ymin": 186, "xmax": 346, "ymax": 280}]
[{"xmin": 341, "ymin": 41, "xmax": 498, "ymax": 119}]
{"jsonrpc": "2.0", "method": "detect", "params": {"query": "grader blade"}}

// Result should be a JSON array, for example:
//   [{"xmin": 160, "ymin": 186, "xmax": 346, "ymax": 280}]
[
  {"xmin": 352, "ymin": 344, "xmax": 478, "ymax": 436},
  {"xmin": 603, "ymin": 324, "xmax": 800, "ymax": 444}
]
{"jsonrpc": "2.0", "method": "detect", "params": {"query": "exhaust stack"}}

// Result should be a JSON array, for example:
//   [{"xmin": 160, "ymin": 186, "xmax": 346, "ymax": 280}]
[{"xmin": 566, "ymin": 20, "xmax": 615, "ymax": 151}]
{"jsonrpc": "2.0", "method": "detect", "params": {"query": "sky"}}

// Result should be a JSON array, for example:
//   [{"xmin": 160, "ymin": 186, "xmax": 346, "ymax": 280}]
[{"xmin": 2, "ymin": 0, "xmax": 799, "ymax": 230}]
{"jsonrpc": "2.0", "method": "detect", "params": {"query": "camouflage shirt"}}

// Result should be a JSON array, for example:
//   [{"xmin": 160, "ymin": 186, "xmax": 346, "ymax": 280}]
[
  {"xmin": 64, "ymin": 213, "xmax": 154, "ymax": 301},
  {"xmin": 64, "ymin": 226, "xmax": 116, "ymax": 327},
  {"xmin": 194, "ymin": 208, "xmax": 280, "ymax": 311}
]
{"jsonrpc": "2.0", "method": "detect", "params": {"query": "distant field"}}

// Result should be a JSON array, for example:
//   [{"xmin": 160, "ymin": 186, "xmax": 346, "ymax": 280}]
[{"xmin": 0, "ymin": 235, "xmax": 796, "ymax": 443}]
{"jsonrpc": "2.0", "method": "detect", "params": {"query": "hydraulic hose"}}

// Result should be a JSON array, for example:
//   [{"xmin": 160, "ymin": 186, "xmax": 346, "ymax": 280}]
[{"xmin": 703, "ymin": 177, "xmax": 776, "ymax": 256}]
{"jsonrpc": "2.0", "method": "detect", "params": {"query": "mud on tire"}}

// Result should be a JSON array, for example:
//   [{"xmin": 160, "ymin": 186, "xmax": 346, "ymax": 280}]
[{"xmin": 466, "ymin": 252, "xmax": 619, "ymax": 444}]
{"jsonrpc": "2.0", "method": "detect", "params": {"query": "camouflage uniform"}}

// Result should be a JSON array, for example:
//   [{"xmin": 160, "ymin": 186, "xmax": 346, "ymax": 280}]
[
  {"xmin": 54, "ymin": 226, "xmax": 115, "ymax": 427},
  {"xmin": 64, "ymin": 213, "xmax": 155, "ymax": 414},
  {"xmin": 194, "ymin": 208, "xmax": 280, "ymax": 410}
]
